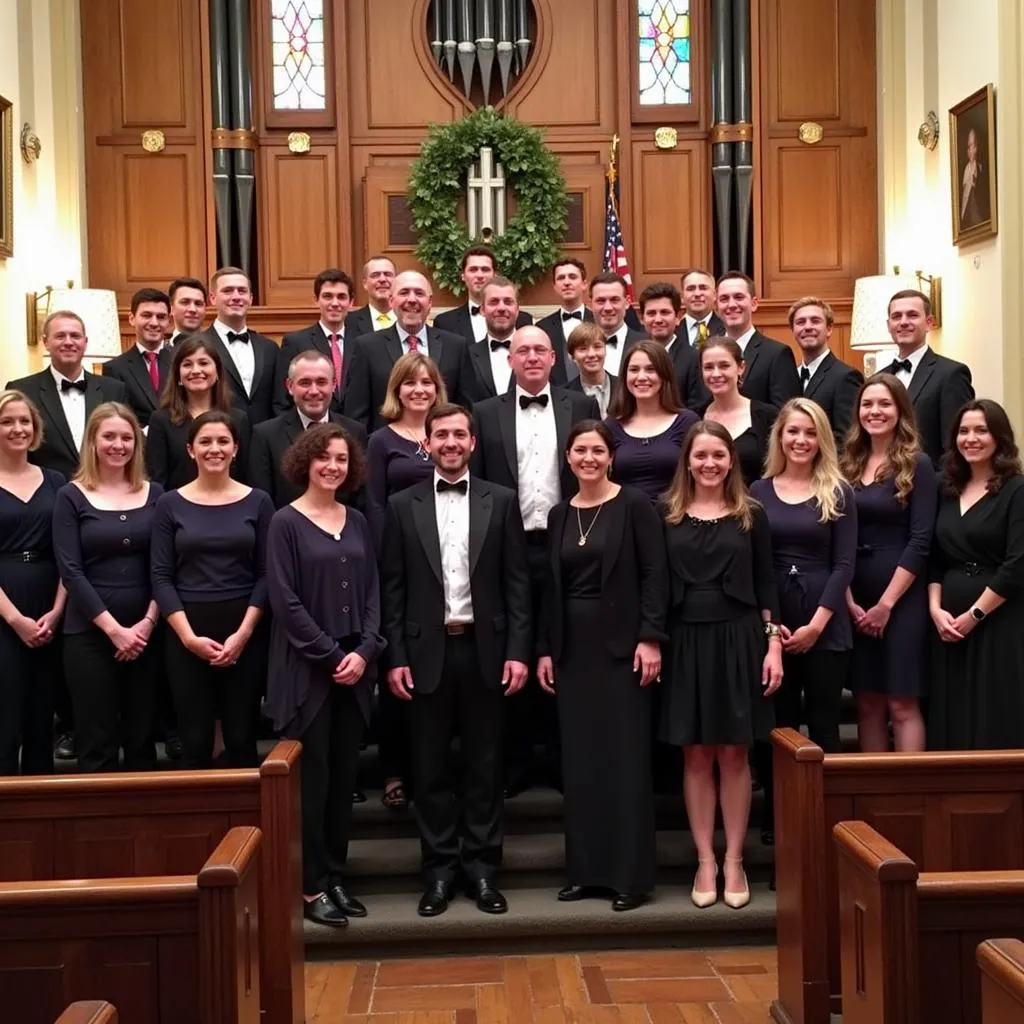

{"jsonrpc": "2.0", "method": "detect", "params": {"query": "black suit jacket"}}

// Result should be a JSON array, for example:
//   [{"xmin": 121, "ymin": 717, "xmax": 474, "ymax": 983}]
[
  {"xmin": 432, "ymin": 303, "xmax": 533, "ymax": 347},
  {"xmin": 460, "ymin": 338, "xmax": 519, "ymax": 406},
  {"xmin": 200, "ymin": 325, "xmax": 279, "ymax": 425},
  {"xmin": 101, "ymin": 346, "xmax": 173, "ymax": 428},
  {"xmin": 739, "ymin": 330, "xmax": 802, "ymax": 409},
  {"xmin": 381, "ymin": 476, "xmax": 532, "ymax": 692},
  {"xmin": 674, "ymin": 312, "xmax": 726, "ymax": 346},
  {"xmin": 248, "ymin": 408, "xmax": 368, "ymax": 509},
  {"xmin": 535, "ymin": 308, "xmax": 594, "ymax": 383},
  {"xmin": 7, "ymin": 369, "xmax": 127, "ymax": 479},
  {"xmin": 272, "ymin": 323, "xmax": 348, "ymax": 415},
  {"xmin": 663, "ymin": 338, "xmax": 707, "ymax": 411},
  {"xmin": 344, "ymin": 305, "xmax": 380, "ymax": 341},
  {"xmin": 470, "ymin": 387, "xmax": 600, "ymax": 501},
  {"xmin": 803, "ymin": 352, "xmax": 864, "ymax": 444},
  {"xmin": 566, "ymin": 371, "xmax": 618, "ymax": 407},
  {"xmin": 342, "ymin": 325, "xmax": 468, "ymax": 432},
  {"xmin": 540, "ymin": 487, "xmax": 669, "ymax": 661}
]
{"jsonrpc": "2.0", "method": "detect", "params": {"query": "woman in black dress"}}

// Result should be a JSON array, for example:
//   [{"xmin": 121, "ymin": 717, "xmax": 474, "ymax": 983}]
[
  {"xmin": 151, "ymin": 410, "xmax": 273, "ymax": 768},
  {"xmin": 53, "ymin": 403, "xmax": 163, "ymax": 772},
  {"xmin": 537, "ymin": 420, "xmax": 666, "ymax": 911},
  {"xmin": 0, "ymin": 390, "xmax": 65, "ymax": 775},
  {"xmin": 698, "ymin": 337, "xmax": 777, "ymax": 485},
  {"xmin": 661, "ymin": 420, "xmax": 782, "ymax": 909},
  {"xmin": 840, "ymin": 374, "xmax": 936, "ymax": 752},
  {"xmin": 365, "ymin": 352, "xmax": 446, "ymax": 809},
  {"xmin": 146, "ymin": 334, "xmax": 250, "ymax": 489},
  {"xmin": 267, "ymin": 423, "xmax": 384, "ymax": 927},
  {"xmin": 929, "ymin": 399, "xmax": 1024, "ymax": 749}
]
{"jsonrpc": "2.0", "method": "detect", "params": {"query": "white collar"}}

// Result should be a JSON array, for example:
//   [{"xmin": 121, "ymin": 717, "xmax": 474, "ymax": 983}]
[
  {"xmin": 515, "ymin": 382, "xmax": 553, "ymax": 403},
  {"xmin": 213, "ymin": 318, "xmax": 247, "ymax": 340},
  {"xmin": 136, "ymin": 342, "xmax": 164, "ymax": 358},
  {"xmin": 398, "ymin": 323, "xmax": 426, "ymax": 343},
  {"xmin": 298, "ymin": 410, "xmax": 330, "ymax": 430},
  {"xmin": 319, "ymin": 321, "xmax": 344, "ymax": 338},
  {"xmin": 899, "ymin": 342, "xmax": 930, "ymax": 371},
  {"xmin": 50, "ymin": 365, "xmax": 85, "ymax": 386},
  {"xmin": 801, "ymin": 349, "xmax": 831, "ymax": 376},
  {"xmin": 684, "ymin": 312, "xmax": 714, "ymax": 328},
  {"xmin": 733, "ymin": 326, "xmax": 756, "ymax": 352},
  {"xmin": 560, "ymin": 302, "xmax": 586, "ymax": 315},
  {"xmin": 433, "ymin": 469, "xmax": 470, "ymax": 490},
  {"xmin": 605, "ymin": 323, "xmax": 627, "ymax": 342}
]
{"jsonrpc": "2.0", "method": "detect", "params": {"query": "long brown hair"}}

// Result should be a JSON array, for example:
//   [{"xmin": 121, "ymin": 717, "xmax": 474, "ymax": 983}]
[
  {"xmin": 74, "ymin": 402, "xmax": 147, "ymax": 492},
  {"xmin": 839, "ymin": 373, "xmax": 920, "ymax": 504},
  {"xmin": 607, "ymin": 339, "xmax": 682, "ymax": 419},
  {"xmin": 379, "ymin": 352, "xmax": 447, "ymax": 423},
  {"xmin": 941, "ymin": 399, "xmax": 1023, "ymax": 496},
  {"xmin": 161, "ymin": 334, "xmax": 234, "ymax": 426},
  {"xmin": 663, "ymin": 419, "xmax": 757, "ymax": 530}
]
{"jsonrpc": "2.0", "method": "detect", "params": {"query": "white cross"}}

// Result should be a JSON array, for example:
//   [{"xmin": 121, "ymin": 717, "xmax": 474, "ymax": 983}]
[{"xmin": 467, "ymin": 147, "xmax": 507, "ymax": 240}]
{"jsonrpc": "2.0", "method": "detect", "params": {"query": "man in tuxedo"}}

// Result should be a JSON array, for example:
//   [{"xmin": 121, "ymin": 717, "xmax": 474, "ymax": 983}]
[
  {"xmin": 345, "ymin": 256, "xmax": 397, "ymax": 339},
  {"xmin": 250, "ymin": 350, "xmax": 367, "ymax": 508},
  {"xmin": 789, "ymin": 296, "xmax": 863, "ymax": 441},
  {"xmin": 589, "ymin": 272, "xmax": 647, "ymax": 377},
  {"xmin": 472, "ymin": 326, "xmax": 599, "ymax": 796},
  {"xmin": 716, "ymin": 271, "xmax": 801, "ymax": 408},
  {"xmin": 675, "ymin": 267, "xmax": 725, "ymax": 348},
  {"xmin": 168, "ymin": 277, "xmax": 207, "ymax": 345},
  {"xmin": 638, "ymin": 282, "xmax": 705, "ymax": 409},
  {"xmin": 535, "ymin": 257, "xmax": 592, "ymax": 382},
  {"xmin": 565, "ymin": 322, "xmax": 616, "ymax": 417},
  {"xmin": 102, "ymin": 287, "xmax": 173, "ymax": 429},
  {"xmin": 343, "ymin": 271, "xmax": 468, "ymax": 432},
  {"xmin": 884, "ymin": 289, "xmax": 974, "ymax": 464},
  {"xmin": 461, "ymin": 276, "xmax": 527, "ymax": 404},
  {"xmin": 273, "ymin": 268, "xmax": 354, "ymax": 415},
  {"xmin": 198, "ymin": 267, "xmax": 278, "ymax": 424},
  {"xmin": 382, "ymin": 403, "xmax": 531, "ymax": 917},
  {"xmin": 432, "ymin": 246, "xmax": 532, "ymax": 345}
]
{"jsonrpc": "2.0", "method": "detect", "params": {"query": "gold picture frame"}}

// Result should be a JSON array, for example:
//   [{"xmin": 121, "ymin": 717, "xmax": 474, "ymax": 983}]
[
  {"xmin": 0, "ymin": 94, "xmax": 12, "ymax": 259},
  {"xmin": 949, "ymin": 84, "xmax": 998, "ymax": 246}
]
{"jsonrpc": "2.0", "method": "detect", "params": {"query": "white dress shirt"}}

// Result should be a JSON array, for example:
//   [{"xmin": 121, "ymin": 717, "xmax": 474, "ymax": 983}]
[
  {"xmin": 469, "ymin": 303, "xmax": 487, "ymax": 342},
  {"xmin": 434, "ymin": 470, "xmax": 473, "ymax": 624},
  {"xmin": 684, "ymin": 314, "xmax": 715, "ymax": 346},
  {"xmin": 398, "ymin": 324, "xmax": 429, "ymax": 357},
  {"xmin": 373, "ymin": 308, "xmax": 397, "ymax": 331},
  {"xmin": 893, "ymin": 342, "xmax": 929, "ymax": 389},
  {"xmin": 560, "ymin": 305, "xmax": 587, "ymax": 341},
  {"xmin": 135, "ymin": 342, "xmax": 166, "ymax": 358},
  {"xmin": 50, "ymin": 365, "xmax": 86, "ymax": 453},
  {"xmin": 603, "ymin": 324, "xmax": 629, "ymax": 375},
  {"xmin": 487, "ymin": 337, "xmax": 514, "ymax": 394},
  {"xmin": 298, "ymin": 410, "xmax": 329, "ymax": 430},
  {"xmin": 515, "ymin": 384, "xmax": 561, "ymax": 531},
  {"xmin": 799, "ymin": 348, "xmax": 830, "ymax": 390},
  {"xmin": 734, "ymin": 326, "xmax": 756, "ymax": 356},
  {"xmin": 580, "ymin": 375, "xmax": 612, "ymax": 418},
  {"xmin": 213, "ymin": 319, "xmax": 255, "ymax": 396}
]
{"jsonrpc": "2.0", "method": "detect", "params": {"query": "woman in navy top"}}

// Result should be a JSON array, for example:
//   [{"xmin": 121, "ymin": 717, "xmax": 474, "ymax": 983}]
[
  {"xmin": 54, "ymin": 403, "xmax": 163, "ymax": 772},
  {"xmin": 605, "ymin": 340, "xmax": 699, "ymax": 501},
  {"xmin": 151, "ymin": 410, "xmax": 274, "ymax": 768},
  {"xmin": 0, "ymin": 390, "xmax": 66, "ymax": 775},
  {"xmin": 840, "ymin": 374, "xmax": 936, "ymax": 752},
  {"xmin": 267, "ymin": 424, "xmax": 385, "ymax": 928}
]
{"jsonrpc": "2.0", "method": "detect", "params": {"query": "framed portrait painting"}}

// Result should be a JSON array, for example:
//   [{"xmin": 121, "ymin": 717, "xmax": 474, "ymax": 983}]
[
  {"xmin": 0, "ymin": 94, "xmax": 12, "ymax": 260},
  {"xmin": 949, "ymin": 84, "xmax": 997, "ymax": 246}
]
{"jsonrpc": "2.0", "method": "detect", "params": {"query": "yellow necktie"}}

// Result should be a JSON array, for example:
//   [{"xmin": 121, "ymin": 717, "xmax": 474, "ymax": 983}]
[
  {"xmin": 376, "ymin": 312, "xmax": 391, "ymax": 326},
  {"xmin": 697, "ymin": 322, "xmax": 710, "ymax": 345}
]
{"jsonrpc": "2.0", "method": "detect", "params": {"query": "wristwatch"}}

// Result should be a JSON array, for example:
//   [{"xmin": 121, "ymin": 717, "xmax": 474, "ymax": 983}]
[{"xmin": 970, "ymin": 606, "xmax": 986, "ymax": 622}]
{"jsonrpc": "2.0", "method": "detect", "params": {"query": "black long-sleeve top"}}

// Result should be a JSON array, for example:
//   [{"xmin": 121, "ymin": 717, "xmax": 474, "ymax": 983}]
[
  {"xmin": 365, "ymin": 425, "xmax": 434, "ymax": 549},
  {"xmin": 145, "ymin": 408, "xmax": 251, "ymax": 490}
]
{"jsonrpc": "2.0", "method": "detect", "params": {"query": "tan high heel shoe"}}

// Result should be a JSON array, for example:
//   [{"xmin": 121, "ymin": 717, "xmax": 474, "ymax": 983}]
[
  {"xmin": 691, "ymin": 859, "xmax": 718, "ymax": 908},
  {"xmin": 723, "ymin": 858, "xmax": 750, "ymax": 909}
]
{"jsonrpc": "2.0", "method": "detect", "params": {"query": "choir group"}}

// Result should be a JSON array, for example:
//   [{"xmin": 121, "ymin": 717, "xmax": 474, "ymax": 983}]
[{"xmin": 1, "ymin": 249, "xmax": 1022, "ymax": 930}]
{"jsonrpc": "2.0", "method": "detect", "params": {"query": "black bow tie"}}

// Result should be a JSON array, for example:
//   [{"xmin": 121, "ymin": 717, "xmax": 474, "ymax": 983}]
[
  {"xmin": 490, "ymin": 338, "xmax": 511, "ymax": 351},
  {"xmin": 436, "ymin": 478, "xmax": 468, "ymax": 495},
  {"xmin": 888, "ymin": 358, "xmax": 913, "ymax": 375},
  {"xmin": 562, "ymin": 310, "xmax": 583, "ymax": 322},
  {"xmin": 226, "ymin": 330, "xmax": 250, "ymax": 345},
  {"xmin": 519, "ymin": 393, "xmax": 549, "ymax": 410},
  {"xmin": 60, "ymin": 378, "xmax": 87, "ymax": 394},
  {"xmin": 469, "ymin": 305, "xmax": 481, "ymax": 317},
  {"xmin": 604, "ymin": 334, "xmax": 619, "ymax": 346}
]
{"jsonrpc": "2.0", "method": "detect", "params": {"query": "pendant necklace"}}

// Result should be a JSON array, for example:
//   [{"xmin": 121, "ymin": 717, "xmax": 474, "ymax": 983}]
[{"xmin": 576, "ymin": 501, "xmax": 604, "ymax": 546}]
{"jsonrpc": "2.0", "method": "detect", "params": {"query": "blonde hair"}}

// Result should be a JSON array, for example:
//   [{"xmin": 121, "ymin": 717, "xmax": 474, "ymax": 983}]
[
  {"xmin": 0, "ymin": 390, "xmax": 44, "ymax": 452},
  {"xmin": 379, "ymin": 352, "xmax": 447, "ymax": 423},
  {"xmin": 662, "ymin": 419, "xmax": 758, "ymax": 531},
  {"xmin": 74, "ymin": 402, "xmax": 147, "ymax": 492},
  {"xmin": 764, "ymin": 398, "xmax": 846, "ymax": 522}
]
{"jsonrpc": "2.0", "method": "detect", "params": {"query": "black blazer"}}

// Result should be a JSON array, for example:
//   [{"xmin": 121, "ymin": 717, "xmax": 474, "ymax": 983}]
[
  {"xmin": 272, "ymin": 323, "xmax": 347, "ymax": 415},
  {"xmin": 248, "ymin": 407, "xmax": 368, "ymax": 509},
  {"xmin": 739, "ymin": 330, "xmax": 802, "ymax": 409},
  {"xmin": 803, "ymin": 352, "xmax": 864, "ymax": 444},
  {"xmin": 540, "ymin": 486, "xmax": 669, "ymax": 660},
  {"xmin": 432, "ymin": 303, "xmax": 533, "ymax": 346},
  {"xmin": 342, "ymin": 325, "xmax": 468, "ymax": 432},
  {"xmin": 199, "ymin": 325, "xmax": 279, "ymax": 425},
  {"xmin": 344, "ymin": 305, "xmax": 379, "ymax": 340},
  {"xmin": 536, "ymin": 308, "xmax": 593, "ymax": 383},
  {"xmin": 470, "ymin": 386, "xmax": 600, "ymax": 500},
  {"xmin": 674, "ymin": 312, "xmax": 726, "ymax": 346},
  {"xmin": 145, "ymin": 406, "xmax": 251, "ymax": 490},
  {"xmin": 6, "ymin": 369, "xmax": 127, "ymax": 479},
  {"xmin": 101, "ymin": 346, "xmax": 173, "ymax": 428},
  {"xmin": 460, "ymin": 339, "xmax": 519, "ymax": 406},
  {"xmin": 381, "ymin": 476, "xmax": 532, "ymax": 692},
  {"xmin": 666, "ymin": 338, "xmax": 708, "ymax": 411}
]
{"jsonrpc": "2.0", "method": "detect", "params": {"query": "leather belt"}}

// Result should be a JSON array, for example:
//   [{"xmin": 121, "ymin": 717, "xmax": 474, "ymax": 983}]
[
  {"xmin": 0, "ymin": 550, "xmax": 44, "ymax": 563},
  {"xmin": 445, "ymin": 623, "xmax": 474, "ymax": 636}
]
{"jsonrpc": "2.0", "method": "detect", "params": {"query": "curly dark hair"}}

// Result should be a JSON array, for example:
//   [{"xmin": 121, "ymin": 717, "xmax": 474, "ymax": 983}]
[
  {"xmin": 281, "ymin": 423, "xmax": 365, "ymax": 493},
  {"xmin": 941, "ymin": 399, "xmax": 1023, "ymax": 496}
]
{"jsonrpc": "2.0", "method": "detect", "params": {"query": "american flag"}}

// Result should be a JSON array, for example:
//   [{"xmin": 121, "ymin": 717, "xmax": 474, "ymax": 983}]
[{"xmin": 603, "ymin": 160, "xmax": 635, "ymax": 303}]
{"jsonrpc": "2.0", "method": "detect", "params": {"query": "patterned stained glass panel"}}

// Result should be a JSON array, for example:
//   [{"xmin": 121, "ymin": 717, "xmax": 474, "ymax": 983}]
[
  {"xmin": 271, "ymin": 0, "xmax": 326, "ymax": 110},
  {"xmin": 637, "ymin": 0, "xmax": 692, "ymax": 106}
]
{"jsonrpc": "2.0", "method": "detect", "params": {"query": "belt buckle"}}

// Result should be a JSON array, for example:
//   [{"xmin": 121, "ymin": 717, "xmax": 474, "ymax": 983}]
[
  {"xmin": 446, "ymin": 623, "xmax": 467, "ymax": 636},
  {"xmin": 964, "ymin": 562, "xmax": 981, "ymax": 577}
]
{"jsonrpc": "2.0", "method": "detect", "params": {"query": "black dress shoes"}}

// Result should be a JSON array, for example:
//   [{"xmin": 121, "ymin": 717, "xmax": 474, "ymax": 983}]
[
  {"xmin": 303, "ymin": 893, "xmax": 347, "ymax": 927},
  {"xmin": 328, "ymin": 884, "xmax": 367, "ymax": 918},
  {"xmin": 557, "ymin": 884, "xmax": 588, "ymax": 902},
  {"xmin": 468, "ymin": 879, "xmax": 508, "ymax": 914},
  {"xmin": 54, "ymin": 733, "xmax": 76, "ymax": 761},
  {"xmin": 418, "ymin": 881, "xmax": 452, "ymax": 917},
  {"xmin": 611, "ymin": 892, "xmax": 646, "ymax": 912}
]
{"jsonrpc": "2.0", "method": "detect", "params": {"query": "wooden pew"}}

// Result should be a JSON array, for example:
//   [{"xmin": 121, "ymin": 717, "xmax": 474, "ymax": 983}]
[
  {"xmin": 771, "ymin": 727, "xmax": 1024, "ymax": 1024},
  {"xmin": 834, "ymin": 820, "xmax": 1024, "ymax": 1024},
  {"xmin": 0, "ymin": 826, "xmax": 261, "ymax": 1024},
  {"xmin": 0, "ymin": 742, "xmax": 302, "ymax": 1024},
  {"xmin": 978, "ymin": 940, "xmax": 1024, "ymax": 1024},
  {"xmin": 56, "ymin": 1004, "xmax": 117, "ymax": 1024}
]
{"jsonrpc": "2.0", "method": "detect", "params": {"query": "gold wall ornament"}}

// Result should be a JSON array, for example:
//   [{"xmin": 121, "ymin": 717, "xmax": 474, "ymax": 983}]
[
  {"xmin": 917, "ymin": 111, "xmax": 940, "ymax": 151},
  {"xmin": 20, "ymin": 123, "xmax": 41, "ymax": 163},
  {"xmin": 654, "ymin": 126, "xmax": 678, "ymax": 150},
  {"xmin": 287, "ymin": 131, "xmax": 311, "ymax": 154},
  {"xmin": 140, "ymin": 129, "xmax": 165, "ymax": 153},
  {"xmin": 797, "ymin": 121, "xmax": 823, "ymax": 145}
]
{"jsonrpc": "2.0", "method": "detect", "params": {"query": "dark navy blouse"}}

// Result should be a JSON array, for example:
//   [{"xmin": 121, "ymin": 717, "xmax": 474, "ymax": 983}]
[
  {"xmin": 365, "ymin": 425, "xmax": 434, "ymax": 548},
  {"xmin": 605, "ymin": 411, "xmax": 700, "ymax": 501}
]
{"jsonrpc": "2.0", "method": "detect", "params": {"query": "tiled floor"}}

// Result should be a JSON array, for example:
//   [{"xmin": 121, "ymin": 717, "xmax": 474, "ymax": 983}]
[{"xmin": 305, "ymin": 947, "xmax": 778, "ymax": 1022}]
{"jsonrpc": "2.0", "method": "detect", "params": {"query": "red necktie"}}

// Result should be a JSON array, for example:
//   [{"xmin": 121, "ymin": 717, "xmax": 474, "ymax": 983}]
[
  {"xmin": 406, "ymin": 334, "xmax": 420, "ymax": 353},
  {"xmin": 329, "ymin": 333, "xmax": 343, "ymax": 386},
  {"xmin": 145, "ymin": 351, "xmax": 160, "ymax": 393}
]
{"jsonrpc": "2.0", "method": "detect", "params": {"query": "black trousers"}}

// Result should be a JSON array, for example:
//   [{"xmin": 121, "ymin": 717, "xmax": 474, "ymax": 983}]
[
  {"xmin": 758, "ymin": 648, "xmax": 849, "ymax": 829},
  {"xmin": 410, "ymin": 631, "xmax": 504, "ymax": 884},
  {"xmin": 375, "ymin": 678, "xmax": 411, "ymax": 783},
  {"xmin": 165, "ymin": 597, "xmax": 266, "ymax": 769},
  {"xmin": 64, "ymin": 627, "xmax": 158, "ymax": 772},
  {"xmin": 0, "ymin": 621, "xmax": 56, "ymax": 775},
  {"xmin": 300, "ymin": 683, "xmax": 365, "ymax": 894}
]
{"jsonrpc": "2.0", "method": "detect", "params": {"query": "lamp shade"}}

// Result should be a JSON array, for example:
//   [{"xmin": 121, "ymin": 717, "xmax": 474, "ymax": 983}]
[
  {"xmin": 45, "ymin": 288, "xmax": 122, "ymax": 359},
  {"xmin": 849, "ymin": 275, "xmax": 916, "ymax": 350}
]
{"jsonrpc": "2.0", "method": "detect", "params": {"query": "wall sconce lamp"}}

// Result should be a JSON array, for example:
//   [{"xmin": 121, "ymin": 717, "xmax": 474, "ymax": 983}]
[
  {"xmin": 894, "ymin": 265, "xmax": 943, "ymax": 328},
  {"xmin": 26, "ymin": 284, "xmax": 123, "ymax": 362}
]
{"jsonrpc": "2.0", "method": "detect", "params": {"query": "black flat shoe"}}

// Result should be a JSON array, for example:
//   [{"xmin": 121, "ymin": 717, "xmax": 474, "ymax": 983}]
[
  {"xmin": 761, "ymin": 828, "xmax": 775, "ymax": 847},
  {"xmin": 352, "ymin": 789, "xmax": 367, "ymax": 804},
  {"xmin": 557, "ymin": 884, "xmax": 588, "ymax": 902},
  {"xmin": 303, "ymin": 893, "xmax": 347, "ymax": 927},
  {"xmin": 328, "ymin": 883, "xmax": 367, "ymax": 918},
  {"xmin": 54, "ymin": 733, "xmax": 76, "ymax": 761},
  {"xmin": 164, "ymin": 734, "xmax": 182, "ymax": 760},
  {"xmin": 468, "ymin": 879, "xmax": 508, "ymax": 914},
  {"xmin": 611, "ymin": 892, "xmax": 646, "ymax": 912},
  {"xmin": 418, "ymin": 881, "xmax": 452, "ymax": 917}
]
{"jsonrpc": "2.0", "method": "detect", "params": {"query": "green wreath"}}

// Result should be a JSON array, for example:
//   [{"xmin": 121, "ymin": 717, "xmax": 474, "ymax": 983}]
[{"xmin": 407, "ymin": 108, "xmax": 569, "ymax": 294}]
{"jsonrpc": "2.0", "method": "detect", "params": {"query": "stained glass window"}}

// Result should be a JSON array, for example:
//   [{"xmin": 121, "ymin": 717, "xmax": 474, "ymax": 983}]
[
  {"xmin": 271, "ymin": 1, "xmax": 326, "ymax": 110},
  {"xmin": 637, "ymin": 0, "xmax": 691, "ymax": 106}
]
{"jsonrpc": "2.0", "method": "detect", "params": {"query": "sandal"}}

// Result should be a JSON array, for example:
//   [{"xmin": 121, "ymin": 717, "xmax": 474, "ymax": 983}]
[{"xmin": 382, "ymin": 779, "xmax": 408, "ymax": 810}]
